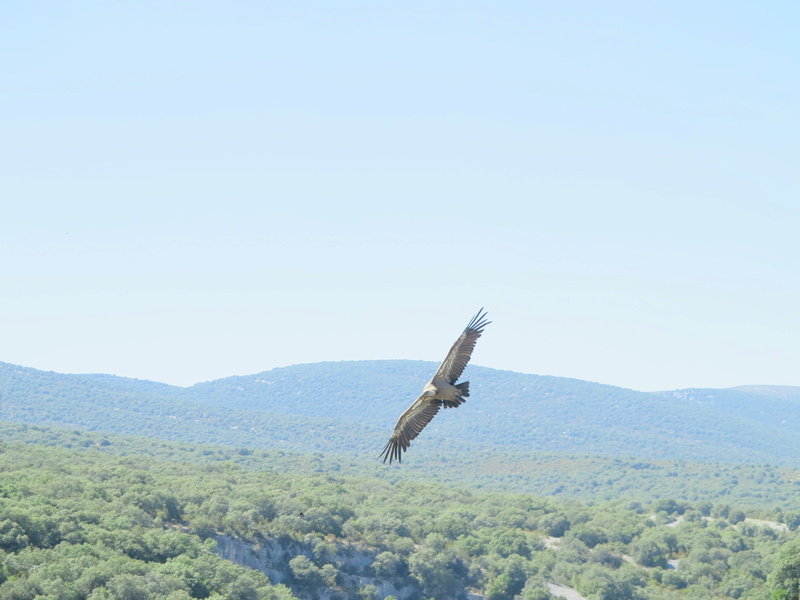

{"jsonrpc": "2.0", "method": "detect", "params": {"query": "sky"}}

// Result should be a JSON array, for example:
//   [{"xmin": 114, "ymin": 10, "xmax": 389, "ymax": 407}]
[{"xmin": 1, "ymin": 1, "xmax": 798, "ymax": 392}]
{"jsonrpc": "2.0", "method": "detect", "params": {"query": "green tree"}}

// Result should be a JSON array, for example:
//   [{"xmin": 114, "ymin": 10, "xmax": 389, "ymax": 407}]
[
  {"xmin": 407, "ymin": 546, "xmax": 464, "ymax": 600},
  {"xmin": 358, "ymin": 584, "xmax": 378, "ymax": 600},
  {"xmin": 769, "ymin": 538, "xmax": 800, "ymax": 600},
  {"xmin": 372, "ymin": 551, "xmax": 406, "ymax": 578},
  {"xmin": 105, "ymin": 574, "xmax": 152, "ymax": 600},
  {"xmin": 518, "ymin": 580, "xmax": 556, "ymax": 600},
  {"xmin": 488, "ymin": 530, "xmax": 531, "ymax": 558},
  {"xmin": 569, "ymin": 525, "xmax": 608, "ymax": 549},
  {"xmin": 629, "ymin": 537, "xmax": 668, "ymax": 568},
  {"xmin": 538, "ymin": 514, "xmax": 570, "ymax": 537},
  {"xmin": 288, "ymin": 555, "xmax": 323, "ymax": 592}
]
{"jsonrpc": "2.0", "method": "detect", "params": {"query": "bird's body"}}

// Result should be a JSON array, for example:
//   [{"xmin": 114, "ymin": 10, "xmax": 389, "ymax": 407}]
[{"xmin": 379, "ymin": 309, "xmax": 490, "ymax": 464}]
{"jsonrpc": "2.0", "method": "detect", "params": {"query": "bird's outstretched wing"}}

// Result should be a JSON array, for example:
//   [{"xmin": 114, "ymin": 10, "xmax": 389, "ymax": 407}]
[
  {"xmin": 379, "ymin": 396, "xmax": 442, "ymax": 464},
  {"xmin": 434, "ymin": 308, "xmax": 491, "ymax": 384}
]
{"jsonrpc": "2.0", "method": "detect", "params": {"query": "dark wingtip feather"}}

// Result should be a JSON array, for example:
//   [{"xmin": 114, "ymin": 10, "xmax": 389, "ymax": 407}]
[
  {"xmin": 379, "ymin": 439, "xmax": 403, "ymax": 465},
  {"xmin": 465, "ymin": 308, "xmax": 491, "ymax": 334}
]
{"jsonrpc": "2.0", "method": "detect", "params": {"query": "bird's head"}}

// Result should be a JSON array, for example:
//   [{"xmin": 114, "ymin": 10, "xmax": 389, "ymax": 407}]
[{"xmin": 422, "ymin": 386, "xmax": 436, "ymax": 397}]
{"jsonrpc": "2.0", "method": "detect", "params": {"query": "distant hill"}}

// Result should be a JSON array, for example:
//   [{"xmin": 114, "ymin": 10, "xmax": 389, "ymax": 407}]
[
  {"xmin": 3, "ymin": 419, "xmax": 800, "ymax": 510},
  {"xmin": 1, "ymin": 360, "xmax": 799, "ymax": 465},
  {"xmin": 729, "ymin": 385, "xmax": 800, "ymax": 400}
]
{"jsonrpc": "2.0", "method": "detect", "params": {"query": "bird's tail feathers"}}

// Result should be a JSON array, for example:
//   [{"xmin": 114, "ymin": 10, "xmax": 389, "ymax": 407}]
[{"xmin": 443, "ymin": 381, "xmax": 470, "ymax": 408}]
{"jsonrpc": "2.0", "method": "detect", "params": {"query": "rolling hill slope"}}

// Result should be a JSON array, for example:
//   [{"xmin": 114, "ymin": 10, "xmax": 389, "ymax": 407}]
[{"xmin": 1, "ymin": 360, "xmax": 799, "ymax": 465}]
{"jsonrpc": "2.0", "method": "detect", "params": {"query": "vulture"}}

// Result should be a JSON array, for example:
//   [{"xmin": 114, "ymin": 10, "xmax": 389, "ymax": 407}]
[{"xmin": 379, "ymin": 308, "xmax": 490, "ymax": 464}]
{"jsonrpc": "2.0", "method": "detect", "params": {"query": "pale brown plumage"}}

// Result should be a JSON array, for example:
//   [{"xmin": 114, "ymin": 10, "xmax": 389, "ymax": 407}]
[{"xmin": 379, "ymin": 308, "xmax": 490, "ymax": 464}]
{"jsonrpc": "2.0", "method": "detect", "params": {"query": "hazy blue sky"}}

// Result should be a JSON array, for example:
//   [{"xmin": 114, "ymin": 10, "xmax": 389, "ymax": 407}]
[{"xmin": 2, "ymin": 1, "xmax": 798, "ymax": 391}]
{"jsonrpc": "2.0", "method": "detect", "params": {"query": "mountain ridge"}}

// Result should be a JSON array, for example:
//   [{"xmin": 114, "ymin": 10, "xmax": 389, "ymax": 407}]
[{"xmin": 1, "ymin": 359, "xmax": 798, "ymax": 465}]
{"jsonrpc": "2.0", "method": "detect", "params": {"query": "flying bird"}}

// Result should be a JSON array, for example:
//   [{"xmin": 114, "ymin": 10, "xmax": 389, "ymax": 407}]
[{"xmin": 379, "ymin": 308, "xmax": 490, "ymax": 464}]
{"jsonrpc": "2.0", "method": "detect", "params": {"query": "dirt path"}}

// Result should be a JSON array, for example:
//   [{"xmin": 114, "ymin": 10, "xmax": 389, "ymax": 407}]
[{"xmin": 547, "ymin": 582, "xmax": 588, "ymax": 600}]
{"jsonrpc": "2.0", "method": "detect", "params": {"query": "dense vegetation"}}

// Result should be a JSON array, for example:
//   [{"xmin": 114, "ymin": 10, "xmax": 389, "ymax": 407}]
[
  {"xmin": 2, "ymin": 427, "xmax": 800, "ymax": 599},
  {"xmin": 3, "ymin": 421, "xmax": 800, "ymax": 512},
  {"xmin": 3, "ymin": 361, "xmax": 800, "ymax": 599},
  {"xmin": 2, "ymin": 360, "xmax": 800, "ymax": 466}
]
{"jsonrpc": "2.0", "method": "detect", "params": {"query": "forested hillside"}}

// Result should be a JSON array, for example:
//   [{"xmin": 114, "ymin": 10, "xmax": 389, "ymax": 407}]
[
  {"xmin": 3, "ymin": 357, "xmax": 800, "ymax": 599},
  {"xmin": 2, "ymin": 360, "xmax": 800, "ymax": 465},
  {"xmin": 2, "ymin": 431, "xmax": 800, "ymax": 600},
  {"xmin": 4, "ymin": 421, "xmax": 800, "ymax": 511}
]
